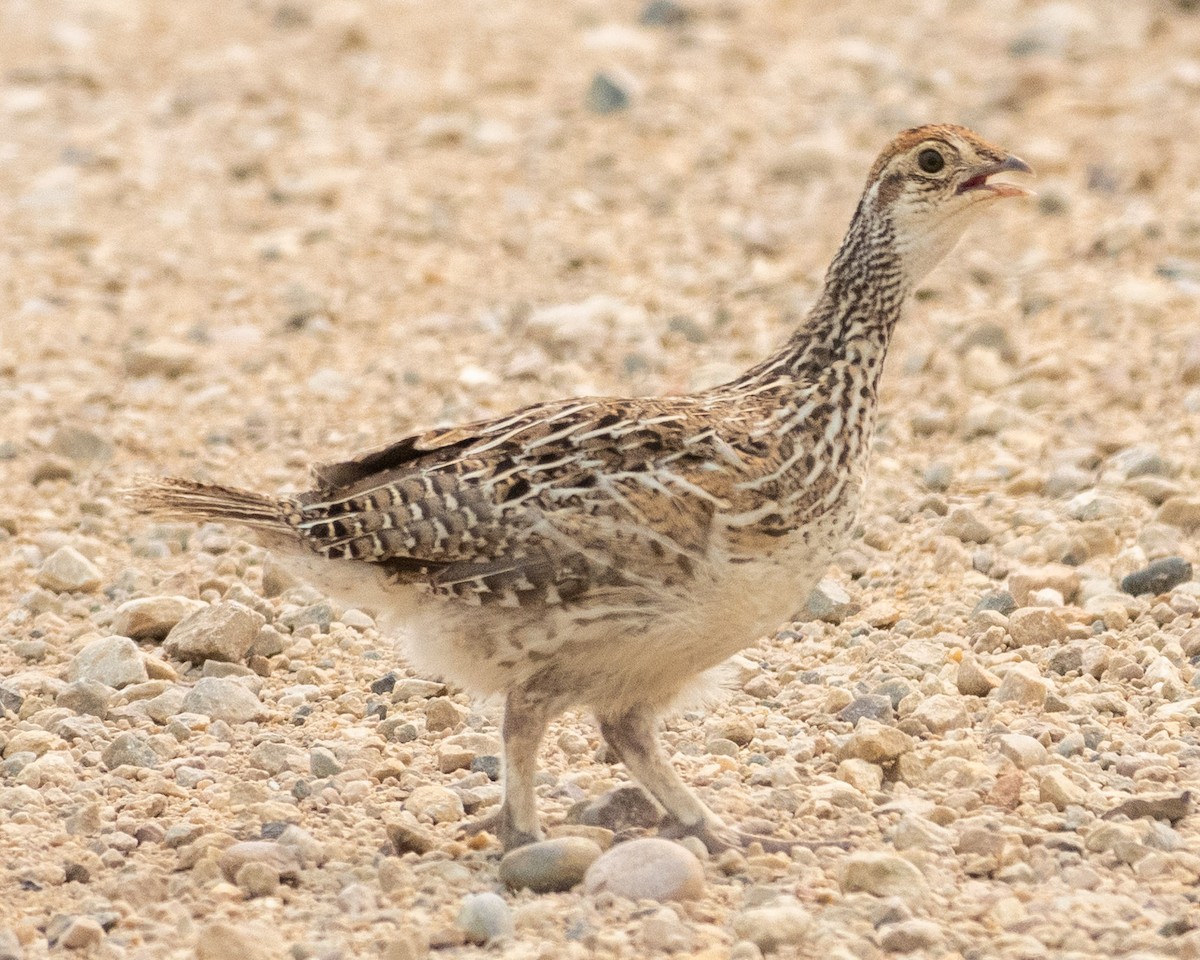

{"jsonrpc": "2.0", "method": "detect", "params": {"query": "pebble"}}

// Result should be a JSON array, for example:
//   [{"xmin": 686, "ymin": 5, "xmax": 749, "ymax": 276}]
[
  {"xmin": 309, "ymin": 746, "xmax": 341, "ymax": 778},
  {"xmin": 58, "ymin": 916, "xmax": 103, "ymax": 951},
  {"xmin": 386, "ymin": 816, "xmax": 435, "ymax": 855},
  {"xmin": 112, "ymin": 596, "xmax": 205, "ymax": 640},
  {"xmin": 56, "ymin": 679, "xmax": 111, "ymax": 718},
  {"xmin": 1007, "ymin": 607, "xmax": 1068, "ymax": 646},
  {"xmin": 1008, "ymin": 565, "xmax": 1080, "ymax": 605},
  {"xmin": 235, "ymin": 862, "xmax": 280, "ymax": 898},
  {"xmin": 837, "ymin": 694, "xmax": 894, "ymax": 724},
  {"xmin": 124, "ymin": 339, "xmax": 198, "ymax": 378},
  {"xmin": 1157, "ymin": 496, "xmax": 1200, "ymax": 530},
  {"xmin": 994, "ymin": 662, "xmax": 1050, "ymax": 706},
  {"xmin": 910, "ymin": 694, "xmax": 969, "ymax": 733},
  {"xmin": 194, "ymin": 923, "xmax": 273, "ymax": 960},
  {"xmin": 102, "ymin": 732, "xmax": 159, "ymax": 770},
  {"xmin": 181, "ymin": 677, "xmax": 265, "ymax": 723},
  {"xmin": 837, "ymin": 719, "xmax": 913, "ymax": 763},
  {"xmin": 838, "ymin": 852, "xmax": 928, "ymax": 900},
  {"xmin": 732, "ymin": 901, "xmax": 813, "ymax": 952},
  {"xmin": 957, "ymin": 655, "xmax": 1001, "ymax": 697},
  {"xmin": 424, "ymin": 697, "xmax": 466, "ymax": 732},
  {"xmin": 164, "ymin": 601, "xmax": 266, "ymax": 664},
  {"xmin": 458, "ymin": 892, "xmax": 513, "ymax": 944},
  {"xmin": 583, "ymin": 838, "xmax": 705, "ymax": 902},
  {"xmin": 69, "ymin": 635, "xmax": 148, "ymax": 688},
  {"xmin": 498, "ymin": 836, "xmax": 602, "ymax": 892},
  {"xmin": 1039, "ymin": 769, "xmax": 1086, "ymax": 809},
  {"xmin": 972, "ymin": 590, "xmax": 1016, "ymax": 617},
  {"xmin": 1121, "ymin": 557, "xmax": 1193, "ymax": 596},
  {"xmin": 36, "ymin": 546, "xmax": 102, "ymax": 593},
  {"xmin": 570, "ymin": 785, "xmax": 661, "ymax": 832},
  {"xmin": 219, "ymin": 841, "xmax": 302, "ymax": 884},
  {"xmin": 806, "ymin": 578, "xmax": 858, "ymax": 623},
  {"xmin": 879, "ymin": 919, "xmax": 943, "ymax": 952},
  {"xmin": 586, "ymin": 72, "xmax": 631, "ymax": 114},
  {"xmin": 998, "ymin": 733, "xmax": 1047, "ymax": 769},
  {"xmin": 405, "ymin": 784, "xmax": 464, "ymax": 824},
  {"xmin": 1102, "ymin": 793, "xmax": 1192, "ymax": 824},
  {"xmin": 942, "ymin": 507, "xmax": 993, "ymax": 543},
  {"xmin": 640, "ymin": 0, "xmax": 690, "ymax": 26}
]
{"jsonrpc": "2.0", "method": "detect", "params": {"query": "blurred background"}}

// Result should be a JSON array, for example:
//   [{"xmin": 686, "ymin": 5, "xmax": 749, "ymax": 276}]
[{"xmin": 1, "ymin": 0, "xmax": 1196, "ymax": 500}]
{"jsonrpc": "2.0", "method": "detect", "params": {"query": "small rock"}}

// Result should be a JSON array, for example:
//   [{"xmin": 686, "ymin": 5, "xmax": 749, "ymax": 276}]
[
  {"xmin": 838, "ymin": 852, "xmax": 928, "ymax": 900},
  {"xmin": 458, "ymin": 892, "xmax": 513, "ymax": 944},
  {"xmin": 36, "ymin": 547, "xmax": 101, "ymax": 593},
  {"xmin": 994, "ymin": 662, "xmax": 1050, "ymax": 706},
  {"xmin": 1039, "ymin": 769, "xmax": 1085, "ymax": 809},
  {"xmin": 570, "ymin": 785, "xmax": 661, "ymax": 832},
  {"xmin": 957, "ymin": 655, "xmax": 1001, "ymax": 697},
  {"xmin": 386, "ymin": 816, "xmax": 435, "ymax": 855},
  {"xmin": 972, "ymin": 591, "xmax": 1017, "ymax": 617},
  {"xmin": 181, "ymin": 677, "xmax": 265, "ymax": 724},
  {"xmin": 942, "ymin": 507, "xmax": 993, "ymax": 543},
  {"xmin": 499, "ymin": 836, "xmax": 602, "ymax": 892},
  {"xmin": 837, "ymin": 719, "xmax": 913, "ymax": 764},
  {"xmin": 1158, "ymin": 497, "xmax": 1200, "ymax": 531},
  {"xmin": 276, "ymin": 824, "xmax": 326, "ymax": 866},
  {"xmin": 806, "ymin": 578, "xmax": 858, "ymax": 623},
  {"xmin": 112, "ymin": 596, "xmax": 205, "ymax": 640},
  {"xmin": 1102, "ymin": 792, "xmax": 1192, "ymax": 823},
  {"xmin": 997, "ymin": 733, "xmax": 1047, "ymax": 769},
  {"xmin": 164, "ymin": 602, "xmax": 266, "ymax": 664},
  {"xmin": 56, "ymin": 679, "xmax": 111, "ymax": 718},
  {"xmin": 837, "ymin": 758, "xmax": 884, "ymax": 794},
  {"xmin": 910, "ymin": 694, "xmax": 969, "ymax": 733},
  {"xmin": 337, "ymin": 882, "xmax": 378, "ymax": 914},
  {"xmin": 309, "ymin": 747, "xmax": 341, "ymax": 778},
  {"xmin": 838, "ymin": 694, "xmax": 894, "ymax": 725},
  {"xmin": 732, "ymin": 901, "xmax": 813, "ymax": 952},
  {"xmin": 102, "ymin": 732, "xmax": 158, "ymax": 770},
  {"xmin": 125, "ymin": 339, "xmax": 197, "ymax": 378},
  {"xmin": 50, "ymin": 424, "xmax": 113, "ymax": 463},
  {"xmin": 1048, "ymin": 645, "xmax": 1084, "ymax": 675},
  {"xmin": 879, "ymin": 919, "xmax": 942, "ymax": 952},
  {"xmin": 235, "ymin": 862, "xmax": 280, "ymax": 898},
  {"xmin": 194, "ymin": 922, "xmax": 273, "ymax": 960},
  {"xmin": 714, "ymin": 714, "xmax": 757, "ymax": 746},
  {"xmin": 586, "ymin": 72, "xmax": 631, "ymax": 113},
  {"xmin": 1007, "ymin": 608, "xmax": 1068, "ymax": 646},
  {"xmin": 405, "ymin": 784, "xmax": 464, "ymax": 824},
  {"xmin": 583, "ymin": 838, "xmax": 705, "ymax": 902},
  {"xmin": 58, "ymin": 916, "xmax": 103, "ymax": 951},
  {"xmin": 219, "ymin": 841, "xmax": 302, "ymax": 884},
  {"xmin": 640, "ymin": 906, "xmax": 693, "ymax": 952},
  {"xmin": 0, "ymin": 928, "xmax": 22, "ymax": 960},
  {"xmin": 423, "ymin": 697, "xmax": 466, "ymax": 732},
  {"xmin": 1008, "ymin": 565, "xmax": 1081, "ymax": 606},
  {"xmin": 639, "ymin": 0, "xmax": 690, "ymax": 26},
  {"xmin": 923, "ymin": 461, "xmax": 954, "ymax": 491},
  {"xmin": 69, "ymin": 635, "xmax": 148, "ymax": 688},
  {"xmin": 1121, "ymin": 557, "xmax": 1193, "ymax": 596}
]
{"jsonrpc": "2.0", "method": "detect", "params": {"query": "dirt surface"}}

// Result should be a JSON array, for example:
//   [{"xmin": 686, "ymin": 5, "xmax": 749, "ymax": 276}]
[{"xmin": 3, "ymin": 0, "xmax": 1200, "ymax": 957}]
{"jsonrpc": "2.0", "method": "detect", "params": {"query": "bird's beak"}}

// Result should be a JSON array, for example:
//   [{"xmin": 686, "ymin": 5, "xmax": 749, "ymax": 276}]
[{"xmin": 957, "ymin": 154, "xmax": 1035, "ymax": 199}]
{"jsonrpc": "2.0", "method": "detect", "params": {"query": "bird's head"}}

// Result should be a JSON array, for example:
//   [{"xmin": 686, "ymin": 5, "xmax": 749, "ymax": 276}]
[{"xmin": 857, "ymin": 124, "xmax": 1033, "ymax": 287}]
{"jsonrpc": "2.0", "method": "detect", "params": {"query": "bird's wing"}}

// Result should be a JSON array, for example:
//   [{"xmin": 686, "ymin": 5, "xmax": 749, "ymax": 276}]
[{"xmin": 295, "ymin": 395, "xmax": 746, "ymax": 605}]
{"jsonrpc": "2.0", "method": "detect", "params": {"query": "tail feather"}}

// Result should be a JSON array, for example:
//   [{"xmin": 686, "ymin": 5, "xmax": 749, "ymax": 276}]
[{"xmin": 124, "ymin": 476, "xmax": 298, "ymax": 534}]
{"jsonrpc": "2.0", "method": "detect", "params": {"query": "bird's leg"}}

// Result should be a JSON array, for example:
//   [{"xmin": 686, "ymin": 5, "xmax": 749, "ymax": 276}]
[
  {"xmin": 462, "ymin": 688, "xmax": 550, "ymax": 851},
  {"xmin": 599, "ymin": 704, "xmax": 843, "ymax": 855}
]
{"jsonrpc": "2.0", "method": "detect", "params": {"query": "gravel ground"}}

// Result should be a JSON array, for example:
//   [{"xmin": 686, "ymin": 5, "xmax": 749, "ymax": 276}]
[{"xmin": 3, "ymin": 0, "xmax": 1200, "ymax": 958}]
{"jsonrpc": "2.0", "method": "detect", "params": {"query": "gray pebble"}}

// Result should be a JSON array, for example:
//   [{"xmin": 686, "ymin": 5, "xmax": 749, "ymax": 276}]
[
  {"xmin": 102, "ymin": 732, "xmax": 159, "ymax": 770},
  {"xmin": 1121, "ymin": 557, "xmax": 1193, "ymax": 596},
  {"xmin": 111, "ymin": 595, "xmax": 204, "ymax": 640},
  {"xmin": 586, "ymin": 72, "xmax": 630, "ymax": 114},
  {"xmin": 458, "ymin": 892, "xmax": 513, "ymax": 944},
  {"xmin": 56, "ymin": 678, "xmax": 111, "ymax": 718},
  {"xmin": 568, "ymin": 785, "xmax": 661, "ymax": 832},
  {"xmin": 309, "ymin": 747, "xmax": 342, "ymax": 778},
  {"xmin": 972, "ymin": 590, "xmax": 1017, "ymax": 617},
  {"xmin": 838, "ymin": 694, "xmax": 894, "ymax": 724}
]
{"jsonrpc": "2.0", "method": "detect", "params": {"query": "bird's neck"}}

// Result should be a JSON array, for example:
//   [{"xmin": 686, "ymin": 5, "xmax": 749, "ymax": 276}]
[{"xmin": 744, "ymin": 201, "xmax": 909, "ymax": 387}]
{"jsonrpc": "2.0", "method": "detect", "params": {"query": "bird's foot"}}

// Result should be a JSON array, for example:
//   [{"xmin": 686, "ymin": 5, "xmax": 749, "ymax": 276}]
[
  {"xmin": 460, "ymin": 805, "xmax": 542, "ymax": 851},
  {"xmin": 658, "ymin": 817, "xmax": 849, "ymax": 854}
]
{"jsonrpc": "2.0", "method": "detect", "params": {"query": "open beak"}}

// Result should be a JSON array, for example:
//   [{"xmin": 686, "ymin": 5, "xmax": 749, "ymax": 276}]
[{"xmin": 957, "ymin": 154, "xmax": 1034, "ymax": 199}]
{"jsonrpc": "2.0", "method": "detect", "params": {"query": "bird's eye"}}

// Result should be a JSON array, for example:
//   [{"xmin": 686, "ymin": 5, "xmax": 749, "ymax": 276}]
[{"xmin": 917, "ymin": 149, "xmax": 945, "ymax": 174}]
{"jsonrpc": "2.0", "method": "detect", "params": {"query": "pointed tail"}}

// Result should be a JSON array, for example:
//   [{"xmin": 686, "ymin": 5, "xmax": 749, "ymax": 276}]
[{"xmin": 124, "ymin": 476, "xmax": 298, "ymax": 535}]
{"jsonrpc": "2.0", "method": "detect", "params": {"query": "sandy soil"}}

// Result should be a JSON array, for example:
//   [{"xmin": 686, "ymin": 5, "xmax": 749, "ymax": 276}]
[{"xmin": 3, "ymin": 0, "xmax": 1200, "ymax": 957}]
